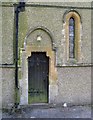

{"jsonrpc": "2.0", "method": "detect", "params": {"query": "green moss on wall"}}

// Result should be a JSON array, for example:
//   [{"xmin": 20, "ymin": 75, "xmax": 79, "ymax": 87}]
[
  {"xmin": 18, "ymin": 12, "xmax": 28, "ymax": 48},
  {"xmin": 18, "ymin": 11, "xmax": 27, "ymax": 65}
]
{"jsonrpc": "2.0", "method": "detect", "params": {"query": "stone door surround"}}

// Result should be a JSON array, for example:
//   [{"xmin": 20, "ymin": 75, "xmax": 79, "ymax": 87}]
[{"xmin": 19, "ymin": 26, "xmax": 58, "ymax": 105}]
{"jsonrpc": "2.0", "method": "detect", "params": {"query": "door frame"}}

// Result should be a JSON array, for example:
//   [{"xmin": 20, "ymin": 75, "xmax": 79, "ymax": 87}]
[{"xmin": 19, "ymin": 46, "xmax": 57, "ymax": 105}]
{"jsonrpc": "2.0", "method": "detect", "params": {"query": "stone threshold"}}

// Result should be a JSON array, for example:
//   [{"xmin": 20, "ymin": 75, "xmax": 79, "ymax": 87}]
[{"xmin": 19, "ymin": 103, "xmax": 91, "ymax": 110}]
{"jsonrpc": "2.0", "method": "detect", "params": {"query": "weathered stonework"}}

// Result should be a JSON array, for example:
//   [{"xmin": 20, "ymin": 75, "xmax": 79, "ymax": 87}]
[
  {"xmin": 2, "ymin": 6, "xmax": 14, "ymax": 64},
  {"xmin": 19, "ymin": 28, "xmax": 57, "ymax": 104},
  {"xmin": 57, "ymin": 67, "xmax": 91, "ymax": 105},
  {"xmin": 2, "ymin": 68, "xmax": 15, "ymax": 108},
  {"xmin": 2, "ymin": 5, "xmax": 15, "ymax": 108},
  {"xmin": 0, "ymin": 68, "xmax": 2, "ymax": 110},
  {"xmin": 1, "ymin": 2, "xmax": 92, "ymax": 108},
  {"xmin": 0, "ymin": 3, "xmax": 2, "ymax": 111}
]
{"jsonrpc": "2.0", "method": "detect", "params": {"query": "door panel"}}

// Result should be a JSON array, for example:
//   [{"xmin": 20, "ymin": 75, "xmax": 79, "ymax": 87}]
[{"xmin": 28, "ymin": 52, "xmax": 49, "ymax": 104}]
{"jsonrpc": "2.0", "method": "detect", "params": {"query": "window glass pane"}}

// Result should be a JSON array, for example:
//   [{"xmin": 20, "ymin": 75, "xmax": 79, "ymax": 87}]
[
  {"xmin": 69, "ymin": 17, "xmax": 75, "ymax": 58},
  {"xmin": 69, "ymin": 17, "xmax": 74, "ymax": 25}
]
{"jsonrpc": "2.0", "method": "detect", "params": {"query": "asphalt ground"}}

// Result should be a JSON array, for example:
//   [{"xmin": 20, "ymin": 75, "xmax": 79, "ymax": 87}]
[{"xmin": 2, "ymin": 104, "xmax": 92, "ymax": 119}]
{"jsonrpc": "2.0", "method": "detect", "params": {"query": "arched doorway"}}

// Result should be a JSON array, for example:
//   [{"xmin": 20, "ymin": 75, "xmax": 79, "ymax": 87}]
[{"xmin": 19, "ymin": 27, "xmax": 57, "ymax": 105}]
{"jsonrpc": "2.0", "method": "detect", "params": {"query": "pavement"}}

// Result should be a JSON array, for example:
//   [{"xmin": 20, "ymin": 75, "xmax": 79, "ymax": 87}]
[{"xmin": 2, "ymin": 104, "xmax": 92, "ymax": 119}]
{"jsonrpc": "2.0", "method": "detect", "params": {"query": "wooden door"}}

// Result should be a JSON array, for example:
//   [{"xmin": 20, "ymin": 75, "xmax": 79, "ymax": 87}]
[{"xmin": 28, "ymin": 52, "xmax": 49, "ymax": 104}]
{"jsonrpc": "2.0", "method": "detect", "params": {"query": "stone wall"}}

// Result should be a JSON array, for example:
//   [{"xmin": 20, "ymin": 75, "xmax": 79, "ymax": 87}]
[
  {"xmin": 0, "ymin": 3, "xmax": 2, "ymax": 111},
  {"xmin": 2, "ymin": 68, "xmax": 15, "ymax": 108},
  {"xmin": 18, "ymin": 4, "xmax": 91, "ymax": 105},
  {"xmin": 57, "ymin": 67, "xmax": 91, "ymax": 105},
  {"xmin": 2, "ymin": 6, "xmax": 14, "ymax": 64},
  {"xmin": 2, "ymin": 6, "xmax": 15, "ymax": 108},
  {"xmin": 1, "ymin": 2, "xmax": 92, "ymax": 108},
  {"xmin": 19, "ymin": 4, "xmax": 91, "ymax": 65}
]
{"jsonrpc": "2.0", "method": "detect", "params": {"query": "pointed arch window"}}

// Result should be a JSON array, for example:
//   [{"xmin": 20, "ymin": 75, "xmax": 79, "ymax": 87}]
[
  {"xmin": 69, "ymin": 17, "xmax": 75, "ymax": 58},
  {"xmin": 64, "ymin": 11, "xmax": 81, "ymax": 61}
]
